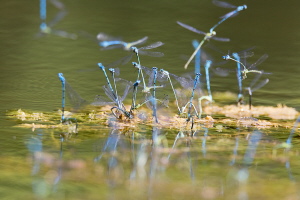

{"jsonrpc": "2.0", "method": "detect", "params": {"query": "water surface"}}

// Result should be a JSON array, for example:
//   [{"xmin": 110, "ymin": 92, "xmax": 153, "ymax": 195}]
[{"xmin": 1, "ymin": 0, "xmax": 300, "ymax": 199}]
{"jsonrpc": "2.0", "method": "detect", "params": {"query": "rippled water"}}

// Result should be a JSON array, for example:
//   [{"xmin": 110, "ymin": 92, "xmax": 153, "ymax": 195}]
[{"xmin": 1, "ymin": 0, "xmax": 300, "ymax": 199}]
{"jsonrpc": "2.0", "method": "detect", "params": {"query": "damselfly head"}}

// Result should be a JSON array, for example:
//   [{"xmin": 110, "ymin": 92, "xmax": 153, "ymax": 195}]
[
  {"xmin": 97, "ymin": 63, "xmax": 105, "ymax": 70},
  {"xmin": 109, "ymin": 68, "xmax": 115, "ymax": 73},
  {"xmin": 160, "ymin": 69, "xmax": 169, "ymax": 76},
  {"xmin": 238, "ymin": 93, "xmax": 244, "ymax": 101},
  {"xmin": 40, "ymin": 23, "xmax": 48, "ymax": 31},
  {"xmin": 237, "ymin": 5, "xmax": 247, "ymax": 11},
  {"xmin": 132, "ymin": 62, "xmax": 141, "ymax": 69},
  {"xmin": 133, "ymin": 80, "xmax": 140, "ymax": 87},
  {"xmin": 222, "ymin": 55, "xmax": 231, "ymax": 60},
  {"xmin": 244, "ymin": 87, "xmax": 251, "ymax": 95},
  {"xmin": 210, "ymin": 31, "xmax": 216, "ymax": 36},
  {"xmin": 58, "ymin": 73, "xmax": 65, "ymax": 82},
  {"xmin": 131, "ymin": 47, "xmax": 138, "ymax": 53}
]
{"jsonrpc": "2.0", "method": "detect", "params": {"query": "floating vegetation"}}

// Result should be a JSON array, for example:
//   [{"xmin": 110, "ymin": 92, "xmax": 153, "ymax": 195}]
[{"xmin": 7, "ymin": 102, "xmax": 298, "ymax": 131}]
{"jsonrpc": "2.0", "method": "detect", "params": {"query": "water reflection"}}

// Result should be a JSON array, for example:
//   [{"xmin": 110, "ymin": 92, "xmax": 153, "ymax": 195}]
[
  {"xmin": 26, "ymin": 129, "xmax": 62, "ymax": 198},
  {"xmin": 94, "ymin": 128, "xmax": 129, "ymax": 187},
  {"xmin": 23, "ymin": 123, "xmax": 300, "ymax": 199},
  {"xmin": 26, "ymin": 125, "xmax": 81, "ymax": 199}
]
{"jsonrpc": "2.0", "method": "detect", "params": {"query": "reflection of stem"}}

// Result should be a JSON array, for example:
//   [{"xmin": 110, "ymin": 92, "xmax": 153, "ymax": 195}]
[
  {"xmin": 285, "ymin": 150, "xmax": 295, "ymax": 181},
  {"xmin": 201, "ymin": 128, "xmax": 208, "ymax": 158},
  {"xmin": 187, "ymin": 141, "xmax": 195, "ymax": 180},
  {"xmin": 167, "ymin": 131, "xmax": 184, "ymax": 160},
  {"xmin": 286, "ymin": 116, "xmax": 300, "ymax": 145},
  {"xmin": 53, "ymin": 137, "xmax": 63, "ymax": 189},
  {"xmin": 230, "ymin": 136, "xmax": 239, "ymax": 166}
]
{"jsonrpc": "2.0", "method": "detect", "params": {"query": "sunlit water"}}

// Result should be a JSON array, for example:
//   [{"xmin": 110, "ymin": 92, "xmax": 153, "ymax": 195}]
[{"xmin": 1, "ymin": 0, "xmax": 300, "ymax": 199}]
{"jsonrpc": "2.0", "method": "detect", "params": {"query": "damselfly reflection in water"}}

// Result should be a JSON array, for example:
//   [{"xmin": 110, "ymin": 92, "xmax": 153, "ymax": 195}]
[
  {"xmin": 233, "ymin": 131, "xmax": 262, "ymax": 200},
  {"xmin": 244, "ymin": 131, "xmax": 262, "ymax": 166},
  {"xmin": 26, "ymin": 128, "xmax": 78, "ymax": 199},
  {"xmin": 149, "ymin": 127, "xmax": 168, "ymax": 179},
  {"xmin": 167, "ymin": 129, "xmax": 203, "ymax": 180},
  {"xmin": 94, "ymin": 129, "xmax": 128, "ymax": 162},
  {"xmin": 200, "ymin": 128, "xmax": 209, "ymax": 158},
  {"xmin": 271, "ymin": 116, "xmax": 300, "ymax": 182},
  {"xmin": 229, "ymin": 134, "xmax": 240, "ymax": 166},
  {"xmin": 94, "ymin": 129, "xmax": 130, "ymax": 187},
  {"xmin": 37, "ymin": 0, "xmax": 77, "ymax": 39},
  {"xmin": 26, "ymin": 130, "xmax": 44, "ymax": 176},
  {"xmin": 286, "ymin": 116, "xmax": 300, "ymax": 181},
  {"xmin": 286, "ymin": 116, "xmax": 300, "ymax": 147}
]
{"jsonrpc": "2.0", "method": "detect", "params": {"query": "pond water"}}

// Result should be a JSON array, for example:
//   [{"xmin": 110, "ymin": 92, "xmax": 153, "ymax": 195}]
[{"xmin": 1, "ymin": 0, "xmax": 300, "ymax": 199}]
